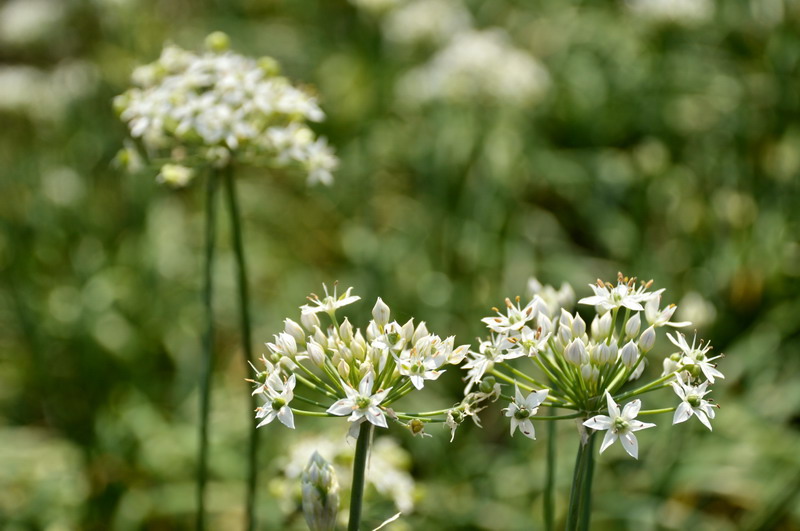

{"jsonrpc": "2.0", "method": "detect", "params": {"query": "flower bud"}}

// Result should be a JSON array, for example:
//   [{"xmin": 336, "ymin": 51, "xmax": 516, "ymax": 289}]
[
  {"xmin": 597, "ymin": 311, "xmax": 612, "ymax": 338},
  {"xmin": 301, "ymin": 452, "xmax": 339, "ymax": 531},
  {"xmin": 401, "ymin": 319, "xmax": 415, "ymax": 343},
  {"xmin": 307, "ymin": 340, "xmax": 326, "ymax": 367},
  {"xmin": 413, "ymin": 321, "xmax": 429, "ymax": 344},
  {"xmin": 628, "ymin": 359, "xmax": 646, "ymax": 381},
  {"xmin": 620, "ymin": 340, "xmax": 639, "ymax": 369},
  {"xmin": 559, "ymin": 308, "xmax": 573, "ymax": 329},
  {"xmin": 479, "ymin": 376, "xmax": 497, "ymax": 395},
  {"xmin": 372, "ymin": 297, "xmax": 390, "ymax": 328},
  {"xmin": 572, "ymin": 314, "xmax": 586, "ymax": 338},
  {"xmin": 564, "ymin": 339, "xmax": 588, "ymax": 366},
  {"xmin": 558, "ymin": 324, "xmax": 572, "ymax": 345},
  {"xmin": 337, "ymin": 359, "xmax": 350, "ymax": 380},
  {"xmin": 358, "ymin": 361, "xmax": 371, "ymax": 379},
  {"xmin": 301, "ymin": 311, "xmax": 320, "ymax": 332},
  {"xmin": 639, "ymin": 325, "xmax": 656, "ymax": 352},
  {"xmin": 276, "ymin": 333, "xmax": 297, "ymax": 357},
  {"xmin": 312, "ymin": 326, "xmax": 328, "ymax": 349},
  {"xmin": 351, "ymin": 331, "xmax": 367, "ymax": 361},
  {"xmin": 284, "ymin": 318, "xmax": 306, "ymax": 345},
  {"xmin": 625, "ymin": 313, "xmax": 641, "ymax": 338},
  {"xmin": 366, "ymin": 320, "xmax": 380, "ymax": 342},
  {"xmin": 339, "ymin": 318, "xmax": 354, "ymax": 344},
  {"xmin": 581, "ymin": 363, "xmax": 599, "ymax": 383},
  {"xmin": 662, "ymin": 356, "xmax": 679, "ymax": 377},
  {"xmin": 205, "ymin": 31, "xmax": 231, "ymax": 53}
]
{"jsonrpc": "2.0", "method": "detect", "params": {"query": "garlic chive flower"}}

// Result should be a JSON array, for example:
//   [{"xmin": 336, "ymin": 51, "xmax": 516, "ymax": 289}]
[
  {"xmin": 114, "ymin": 32, "xmax": 338, "ymax": 186},
  {"xmin": 671, "ymin": 375, "xmax": 717, "ymax": 430},
  {"xmin": 463, "ymin": 274, "xmax": 725, "ymax": 460},
  {"xmin": 583, "ymin": 392, "xmax": 655, "ymax": 459},
  {"xmin": 251, "ymin": 285, "xmax": 491, "ymax": 440},
  {"xmin": 503, "ymin": 386, "xmax": 549, "ymax": 439}
]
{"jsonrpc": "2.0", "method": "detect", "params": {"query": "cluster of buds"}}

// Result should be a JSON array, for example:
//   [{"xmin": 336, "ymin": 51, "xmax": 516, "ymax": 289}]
[
  {"xmin": 464, "ymin": 274, "xmax": 723, "ymax": 459},
  {"xmin": 301, "ymin": 452, "xmax": 339, "ymax": 531},
  {"xmin": 114, "ymin": 32, "xmax": 338, "ymax": 186},
  {"xmin": 252, "ymin": 284, "xmax": 491, "ymax": 439}
]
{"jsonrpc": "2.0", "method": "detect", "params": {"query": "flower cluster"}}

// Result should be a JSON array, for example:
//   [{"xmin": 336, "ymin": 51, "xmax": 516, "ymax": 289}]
[
  {"xmin": 252, "ymin": 284, "xmax": 490, "ymax": 439},
  {"xmin": 114, "ymin": 32, "xmax": 338, "ymax": 186},
  {"xmin": 465, "ymin": 274, "xmax": 723, "ymax": 458}
]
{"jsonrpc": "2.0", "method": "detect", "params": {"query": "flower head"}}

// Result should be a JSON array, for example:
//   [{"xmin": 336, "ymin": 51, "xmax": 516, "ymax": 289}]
[
  {"xmin": 583, "ymin": 392, "xmax": 656, "ymax": 459},
  {"xmin": 255, "ymin": 373, "xmax": 296, "ymax": 429},
  {"xmin": 671, "ymin": 375, "xmax": 716, "ymax": 430}
]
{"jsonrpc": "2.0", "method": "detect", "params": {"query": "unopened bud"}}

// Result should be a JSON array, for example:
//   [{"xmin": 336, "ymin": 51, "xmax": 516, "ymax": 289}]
[
  {"xmin": 625, "ymin": 313, "xmax": 641, "ymax": 338},
  {"xmin": 558, "ymin": 324, "xmax": 572, "ymax": 345},
  {"xmin": 284, "ymin": 318, "xmax": 306, "ymax": 345},
  {"xmin": 564, "ymin": 339, "xmax": 588, "ymax": 366},
  {"xmin": 372, "ymin": 297, "xmax": 390, "ymax": 328},
  {"xmin": 337, "ymin": 359, "xmax": 350, "ymax": 380},
  {"xmin": 301, "ymin": 311, "xmax": 321, "ymax": 332},
  {"xmin": 301, "ymin": 452, "xmax": 339, "ymax": 531},
  {"xmin": 366, "ymin": 320, "xmax": 380, "ymax": 342},
  {"xmin": 276, "ymin": 333, "xmax": 297, "ymax": 357},
  {"xmin": 339, "ymin": 318, "xmax": 354, "ymax": 344},
  {"xmin": 401, "ymin": 319, "xmax": 415, "ymax": 343},
  {"xmin": 413, "ymin": 322, "xmax": 429, "ymax": 344},
  {"xmin": 620, "ymin": 340, "xmax": 639, "ymax": 369},
  {"xmin": 307, "ymin": 340, "xmax": 326, "ymax": 367},
  {"xmin": 479, "ymin": 376, "xmax": 497, "ymax": 395},
  {"xmin": 572, "ymin": 314, "xmax": 586, "ymax": 338},
  {"xmin": 597, "ymin": 311, "xmax": 612, "ymax": 338},
  {"xmin": 639, "ymin": 326, "xmax": 656, "ymax": 352},
  {"xmin": 351, "ymin": 331, "xmax": 367, "ymax": 361},
  {"xmin": 205, "ymin": 31, "xmax": 231, "ymax": 53}
]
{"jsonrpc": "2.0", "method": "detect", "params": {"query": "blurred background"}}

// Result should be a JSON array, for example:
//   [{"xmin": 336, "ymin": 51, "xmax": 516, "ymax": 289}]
[{"xmin": 1, "ymin": 0, "xmax": 799, "ymax": 529}]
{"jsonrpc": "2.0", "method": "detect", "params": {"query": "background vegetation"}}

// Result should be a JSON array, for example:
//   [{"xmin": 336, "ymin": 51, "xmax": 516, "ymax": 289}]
[{"xmin": 1, "ymin": 0, "xmax": 799, "ymax": 529}]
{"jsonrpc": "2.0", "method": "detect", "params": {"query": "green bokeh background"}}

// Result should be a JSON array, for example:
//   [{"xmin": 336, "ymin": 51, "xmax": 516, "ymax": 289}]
[{"xmin": 1, "ymin": 0, "xmax": 799, "ymax": 529}]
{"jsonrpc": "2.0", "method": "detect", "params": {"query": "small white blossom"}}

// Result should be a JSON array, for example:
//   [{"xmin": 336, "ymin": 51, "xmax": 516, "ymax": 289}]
[
  {"xmin": 671, "ymin": 375, "xmax": 716, "ymax": 431},
  {"xmin": 583, "ymin": 392, "xmax": 656, "ymax": 459},
  {"xmin": 578, "ymin": 279, "xmax": 652, "ymax": 313},
  {"xmin": 667, "ymin": 332, "xmax": 724, "ymax": 383},
  {"xmin": 301, "ymin": 284, "xmax": 361, "ymax": 316},
  {"xmin": 327, "ymin": 373, "xmax": 392, "ymax": 428},
  {"xmin": 503, "ymin": 386, "xmax": 549, "ymax": 439},
  {"xmin": 645, "ymin": 294, "xmax": 691, "ymax": 328},
  {"xmin": 256, "ymin": 373, "xmax": 296, "ymax": 429}
]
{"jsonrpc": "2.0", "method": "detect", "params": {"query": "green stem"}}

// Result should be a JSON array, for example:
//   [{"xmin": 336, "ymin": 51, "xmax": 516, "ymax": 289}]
[
  {"xmin": 544, "ymin": 407, "xmax": 556, "ymax": 531},
  {"xmin": 566, "ymin": 431, "xmax": 597, "ymax": 531},
  {"xmin": 197, "ymin": 170, "xmax": 218, "ymax": 531},
  {"xmin": 222, "ymin": 166, "xmax": 258, "ymax": 531},
  {"xmin": 348, "ymin": 422, "xmax": 374, "ymax": 531}
]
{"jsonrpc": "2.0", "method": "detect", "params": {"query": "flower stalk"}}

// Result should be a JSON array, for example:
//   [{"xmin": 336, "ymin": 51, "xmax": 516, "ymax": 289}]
[
  {"xmin": 222, "ymin": 165, "xmax": 259, "ymax": 531},
  {"xmin": 348, "ymin": 421, "xmax": 374, "ymax": 531}
]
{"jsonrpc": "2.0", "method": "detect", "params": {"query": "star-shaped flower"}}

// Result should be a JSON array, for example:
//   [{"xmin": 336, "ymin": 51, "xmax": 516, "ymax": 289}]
[
  {"xmin": 671, "ymin": 375, "xmax": 716, "ymax": 430},
  {"xmin": 326, "ymin": 372, "xmax": 392, "ymax": 428},
  {"xmin": 503, "ymin": 386, "xmax": 549, "ymax": 439},
  {"xmin": 667, "ymin": 332, "xmax": 724, "ymax": 383},
  {"xmin": 583, "ymin": 392, "xmax": 656, "ymax": 459},
  {"xmin": 256, "ymin": 373, "xmax": 296, "ymax": 429},
  {"xmin": 301, "ymin": 283, "xmax": 361, "ymax": 316},
  {"xmin": 579, "ymin": 279, "xmax": 651, "ymax": 313}
]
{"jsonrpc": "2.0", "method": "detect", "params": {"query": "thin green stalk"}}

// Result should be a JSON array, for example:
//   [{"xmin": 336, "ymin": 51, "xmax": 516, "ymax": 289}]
[
  {"xmin": 578, "ymin": 432, "xmax": 597, "ymax": 531},
  {"xmin": 197, "ymin": 170, "xmax": 219, "ymax": 531},
  {"xmin": 544, "ymin": 407, "xmax": 556, "ymax": 531},
  {"xmin": 566, "ymin": 431, "xmax": 597, "ymax": 531},
  {"xmin": 349, "ymin": 422, "xmax": 374, "ymax": 531},
  {"xmin": 222, "ymin": 166, "xmax": 258, "ymax": 531}
]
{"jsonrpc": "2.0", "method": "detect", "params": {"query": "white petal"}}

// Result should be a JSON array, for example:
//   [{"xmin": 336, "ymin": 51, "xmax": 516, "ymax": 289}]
[
  {"xmin": 509, "ymin": 417, "xmax": 518, "ymax": 436},
  {"xmin": 673, "ymin": 402, "xmax": 693, "ymax": 425},
  {"xmin": 372, "ymin": 387, "xmax": 393, "ymax": 404},
  {"xmin": 584, "ymin": 415, "xmax": 612, "ymax": 431},
  {"xmin": 621, "ymin": 300, "xmax": 644, "ymax": 312},
  {"xmin": 256, "ymin": 410, "xmax": 276, "ymax": 428},
  {"xmin": 599, "ymin": 430, "xmax": 617, "ymax": 453},
  {"xmin": 366, "ymin": 406, "xmax": 388, "ymax": 428},
  {"xmin": 694, "ymin": 409, "xmax": 713, "ymax": 431},
  {"xmin": 277, "ymin": 407, "xmax": 295, "ymax": 429},
  {"xmin": 619, "ymin": 431, "xmax": 639, "ymax": 459},
  {"xmin": 514, "ymin": 385, "xmax": 525, "ymax": 404},
  {"xmin": 628, "ymin": 419, "xmax": 656, "ymax": 432},
  {"xmin": 622, "ymin": 399, "xmax": 641, "ymax": 420},
  {"xmin": 528, "ymin": 389, "xmax": 550, "ymax": 409},
  {"xmin": 519, "ymin": 419, "xmax": 536, "ymax": 440},
  {"xmin": 327, "ymin": 399, "xmax": 355, "ymax": 416},
  {"xmin": 605, "ymin": 392, "xmax": 620, "ymax": 418},
  {"xmin": 410, "ymin": 375, "xmax": 424, "ymax": 390},
  {"xmin": 358, "ymin": 372, "xmax": 374, "ymax": 396}
]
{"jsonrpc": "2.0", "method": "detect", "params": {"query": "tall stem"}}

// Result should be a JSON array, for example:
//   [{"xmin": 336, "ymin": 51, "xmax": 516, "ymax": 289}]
[
  {"xmin": 222, "ymin": 166, "xmax": 259, "ymax": 531},
  {"xmin": 544, "ymin": 408, "xmax": 556, "ymax": 531},
  {"xmin": 197, "ymin": 170, "xmax": 219, "ymax": 530},
  {"xmin": 565, "ymin": 430, "xmax": 597, "ymax": 531},
  {"xmin": 348, "ymin": 422, "xmax": 374, "ymax": 531}
]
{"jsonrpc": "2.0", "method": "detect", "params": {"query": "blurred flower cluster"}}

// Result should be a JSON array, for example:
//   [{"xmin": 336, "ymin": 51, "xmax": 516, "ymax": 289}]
[
  {"xmin": 465, "ymin": 275, "xmax": 723, "ymax": 458},
  {"xmin": 114, "ymin": 32, "xmax": 338, "ymax": 186},
  {"xmin": 272, "ymin": 432, "xmax": 415, "ymax": 524},
  {"xmin": 252, "ymin": 284, "xmax": 489, "ymax": 439}
]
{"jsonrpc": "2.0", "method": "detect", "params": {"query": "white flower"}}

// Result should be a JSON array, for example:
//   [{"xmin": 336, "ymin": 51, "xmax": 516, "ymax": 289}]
[
  {"xmin": 301, "ymin": 284, "xmax": 361, "ymax": 316},
  {"xmin": 578, "ymin": 280, "xmax": 652, "ymax": 313},
  {"xmin": 156, "ymin": 163, "xmax": 194, "ymax": 187},
  {"xmin": 395, "ymin": 345, "xmax": 443, "ymax": 390},
  {"xmin": 503, "ymin": 386, "xmax": 549, "ymax": 439},
  {"xmin": 583, "ymin": 392, "xmax": 656, "ymax": 459},
  {"xmin": 327, "ymin": 373, "xmax": 392, "ymax": 428},
  {"xmin": 462, "ymin": 333, "xmax": 519, "ymax": 393},
  {"xmin": 645, "ymin": 294, "xmax": 691, "ymax": 328},
  {"xmin": 256, "ymin": 373, "xmax": 296, "ymax": 429},
  {"xmin": 481, "ymin": 297, "xmax": 538, "ymax": 334},
  {"xmin": 667, "ymin": 332, "xmax": 724, "ymax": 383},
  {"xmin": 671, "ymin": 375, "xmax": 716, "ymax": 430}
]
